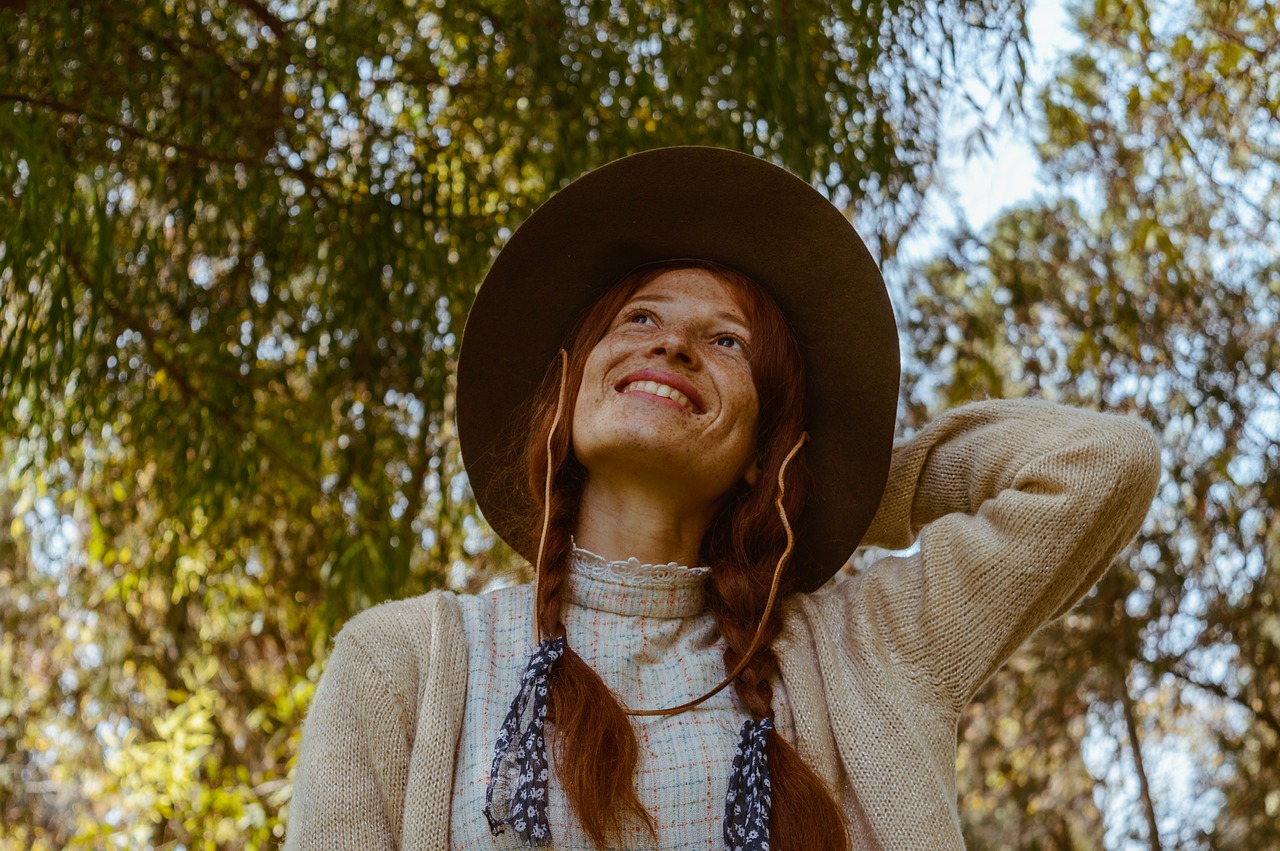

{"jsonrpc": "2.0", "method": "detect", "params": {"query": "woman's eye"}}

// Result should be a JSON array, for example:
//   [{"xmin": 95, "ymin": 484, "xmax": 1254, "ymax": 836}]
[
  {"xmin": 714, "ymin": 335, "xmax": 745, "ymax": 350},
  {"xmin": 627, "ymin": 312, "xmax": 654, "ymax": 325}
]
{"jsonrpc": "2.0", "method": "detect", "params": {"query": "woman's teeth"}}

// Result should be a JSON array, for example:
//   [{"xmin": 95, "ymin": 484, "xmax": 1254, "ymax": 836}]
[{"xmin": 622, "ymin": 380, "xmax": 694, "ymax": 412}]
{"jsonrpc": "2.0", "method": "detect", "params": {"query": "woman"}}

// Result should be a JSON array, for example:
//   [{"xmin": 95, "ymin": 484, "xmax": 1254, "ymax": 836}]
[{"xmin": 285, "ymin": 148, "xmax": 1161, "ymax": 850}]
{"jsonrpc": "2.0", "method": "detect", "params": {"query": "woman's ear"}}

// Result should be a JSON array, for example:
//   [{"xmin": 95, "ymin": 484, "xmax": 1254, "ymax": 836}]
[{"xmin": 744, "ymin": 461, "xmax": 761, "ymax": 487}]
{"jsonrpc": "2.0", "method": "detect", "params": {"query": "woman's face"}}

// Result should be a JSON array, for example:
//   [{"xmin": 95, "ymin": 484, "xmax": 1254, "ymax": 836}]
[{"xmin": 572, "ymin": 268, "xmax": 760, "ymax": 504}]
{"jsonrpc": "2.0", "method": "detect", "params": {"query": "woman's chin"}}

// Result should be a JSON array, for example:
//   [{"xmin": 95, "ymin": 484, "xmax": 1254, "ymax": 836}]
[
  {"xmin": 573, "ymin": 400, "xmax": 755, "ymax": 502},
  {"xmin": 579, "ymin": 442, "xmax": 742, "ymax": 502}
]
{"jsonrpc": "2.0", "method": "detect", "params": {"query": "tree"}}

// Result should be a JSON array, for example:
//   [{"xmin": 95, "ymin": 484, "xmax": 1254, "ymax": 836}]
[
  {"xmin": 901, "ymin": 0, "xmax": 1279, "ymax": 846},
  {"xmin": 0, "ymin": 0, "xmax": 1031, "ymax": 845}
]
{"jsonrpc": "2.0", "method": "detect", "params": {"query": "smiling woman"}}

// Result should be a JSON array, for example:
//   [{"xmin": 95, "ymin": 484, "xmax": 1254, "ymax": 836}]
[{"xmin": 284, "ymin": 148, "xmax": 1162, "ymax": 851}]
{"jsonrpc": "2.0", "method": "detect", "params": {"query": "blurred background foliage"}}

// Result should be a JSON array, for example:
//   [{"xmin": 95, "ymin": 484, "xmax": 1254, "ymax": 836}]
[{"xmin": 0, "ymin": 0, "xmax": 1275, "ymax": 847}]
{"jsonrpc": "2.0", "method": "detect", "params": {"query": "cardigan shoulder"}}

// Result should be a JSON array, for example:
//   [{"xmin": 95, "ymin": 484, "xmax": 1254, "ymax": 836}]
[
  {"xmin": 335, "ymin": 589, "xmax": 469, "ymax": 723},
  {"xmin": 769, "ymin": 401, "xmax": 1160, "ymax": 850},
  {"xmin": 286, "ymin": 589, "xmax": 468, "ymax": 851}
]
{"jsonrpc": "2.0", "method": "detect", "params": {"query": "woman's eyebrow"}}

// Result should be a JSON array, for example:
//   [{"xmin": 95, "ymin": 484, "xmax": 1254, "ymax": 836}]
[{"xmin": 626, "ymin": 295, "xmax": 750, "ymax": 328}]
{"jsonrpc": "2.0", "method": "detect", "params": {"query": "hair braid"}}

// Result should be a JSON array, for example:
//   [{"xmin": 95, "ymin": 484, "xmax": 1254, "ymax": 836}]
[
  {"xmin": 697, "ymin": 260, "xmax": 851, "ymax": 849},
  {"xmin": 704, "ymin": 561, "xmax": 784, "ymax": 717},
  {"xmin": 538, "ymin": 492, "xmax": 654, "ymax": 846},
  {"xmin": 703, "ymin": 443, "xmax": 850, "ymax": 850}
]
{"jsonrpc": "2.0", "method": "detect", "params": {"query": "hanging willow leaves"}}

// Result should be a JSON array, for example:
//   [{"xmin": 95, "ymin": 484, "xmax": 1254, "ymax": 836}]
[{"xmin": 0, "ymin": 0, "xmax": 1029, "ymax": 845}]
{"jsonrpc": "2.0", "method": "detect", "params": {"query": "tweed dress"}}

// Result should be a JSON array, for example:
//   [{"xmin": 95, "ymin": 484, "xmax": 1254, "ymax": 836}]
[{"xmin": 450, "ymin": 546, "xmax": 795, "ymax": 849}]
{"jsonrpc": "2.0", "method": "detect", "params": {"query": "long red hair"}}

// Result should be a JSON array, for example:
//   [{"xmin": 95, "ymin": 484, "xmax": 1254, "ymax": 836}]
[{"xmin": 520, "ymin": 260, "xmax": 849, "ymax": 848}]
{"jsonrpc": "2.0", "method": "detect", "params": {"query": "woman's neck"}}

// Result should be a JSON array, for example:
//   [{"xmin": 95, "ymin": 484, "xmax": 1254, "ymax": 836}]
[{"xmin": 573, "ymin": 475, "xmax": 716, "ymax": 568}]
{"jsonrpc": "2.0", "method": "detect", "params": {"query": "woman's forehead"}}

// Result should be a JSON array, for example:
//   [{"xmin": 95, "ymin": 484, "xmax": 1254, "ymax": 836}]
[{"xmin": 622, "ymin": 269, "xmax": 751, "ymax": 325}]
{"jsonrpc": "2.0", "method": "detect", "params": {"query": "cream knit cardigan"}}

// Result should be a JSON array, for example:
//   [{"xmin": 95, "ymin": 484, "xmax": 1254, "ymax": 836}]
[{"xmin": 285, "ymin": 399, "xmax": 1161, "ymax": 849}]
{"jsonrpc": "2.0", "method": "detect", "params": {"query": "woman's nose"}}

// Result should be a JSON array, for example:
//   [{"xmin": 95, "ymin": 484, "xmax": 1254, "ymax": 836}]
[{"xmin": 648, "ymin": 326, "xmax": 698, "ymax": 365}]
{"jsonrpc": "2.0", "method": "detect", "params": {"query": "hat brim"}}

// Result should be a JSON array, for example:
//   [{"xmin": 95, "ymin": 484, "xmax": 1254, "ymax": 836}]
[{"xmin": 457, "ymin": 146, "xmax": 899, "ymax": 592}]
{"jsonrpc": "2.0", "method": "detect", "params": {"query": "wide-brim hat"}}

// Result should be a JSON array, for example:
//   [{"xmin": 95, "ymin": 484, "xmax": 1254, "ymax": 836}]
[{"xmin": 456, "ymin": 146, "xmax": 898, "ymax": 592}]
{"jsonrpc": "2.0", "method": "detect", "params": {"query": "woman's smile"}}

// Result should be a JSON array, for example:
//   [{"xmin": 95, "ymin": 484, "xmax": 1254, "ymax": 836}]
[{"xmin": 615, "ymin": 368, "xmax": 703, "ymax": 414}]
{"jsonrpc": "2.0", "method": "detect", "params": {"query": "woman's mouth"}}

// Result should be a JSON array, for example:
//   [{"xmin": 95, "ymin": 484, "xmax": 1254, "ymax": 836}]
[{"xmin": 619, "ymin": 379, "xmax": 696, "ymax": 413}]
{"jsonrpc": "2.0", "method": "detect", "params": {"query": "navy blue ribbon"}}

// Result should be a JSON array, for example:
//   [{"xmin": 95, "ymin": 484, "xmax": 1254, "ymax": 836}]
[
  {"xmin": 484, "ymin": 636, "xmax": 566, "ymax": 846},
  {"xmin": 724, "ymin": 717, "xmax": 775, "ymax": 851}
]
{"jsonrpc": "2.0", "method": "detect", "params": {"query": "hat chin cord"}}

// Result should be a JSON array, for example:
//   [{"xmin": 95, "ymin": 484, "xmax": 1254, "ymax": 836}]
[{"xmin": 533, "ymin": 349, "xmax": 807, "ymax": 719}]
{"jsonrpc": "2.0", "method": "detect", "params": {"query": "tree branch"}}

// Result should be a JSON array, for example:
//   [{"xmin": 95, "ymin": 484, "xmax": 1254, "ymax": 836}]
[
  {"xmin": 66, "ymin": 257, "xmax": 320, "ymax": 490},
  {"xmin": 1118, "ymin": 672, "xmax": 1162, "ymax": 851},
  {"xmin": 224, "ymin": 0, "xmax": 326, "ymax": 76},
  {"xmin": 0, "ymin": 92, "xmax": 337, "ymax": 195},
  {"xmin": 227, "ymin": 0, "xmax": 292, "ymax": 44},
  {"xmin": 0, "ymin": 93, "xmax": 252, "ymax": 165},
  {"xmin": 1210, "ymin": 26, "xmax": 1271, "ymax": 58},
  {"xmin": 1168, "ymin": 666, "xmax": 1280, "ymax": 742}
]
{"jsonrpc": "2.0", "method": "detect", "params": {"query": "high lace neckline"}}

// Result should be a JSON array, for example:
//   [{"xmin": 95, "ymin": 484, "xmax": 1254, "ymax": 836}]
[{"xmin": 567, "ymin": 544, "xmax": 710, "ymax": 618}]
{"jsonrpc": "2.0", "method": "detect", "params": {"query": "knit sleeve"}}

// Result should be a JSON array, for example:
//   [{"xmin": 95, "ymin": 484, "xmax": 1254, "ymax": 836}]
[
  {"xmin": 284, "ymin": 622, "xmax": 411, "ymax": 850},
  {"xmin": 852, "ymin": 398, "xmax": 1160, "ymax": 709},
  {"xmin": 284, "ymin": 591, "xmax": 468, "ymax": 850}
]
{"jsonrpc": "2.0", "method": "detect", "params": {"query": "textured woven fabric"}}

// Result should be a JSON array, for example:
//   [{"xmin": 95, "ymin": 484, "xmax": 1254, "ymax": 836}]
[
  {"xmin": 284, "ymin": 400, "xmax": 1162, "ymax": 850},
  {"xmin": 480, "ymin": 547, "xmax": 781, "ymax": 848}
]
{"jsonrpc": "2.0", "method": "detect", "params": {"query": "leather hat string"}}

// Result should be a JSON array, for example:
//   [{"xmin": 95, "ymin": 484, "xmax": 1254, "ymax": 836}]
[
  {"xmin": 533, "ymin": 348, "xmax": 569, "ymax": 644},
  {"xmin": 626, "ymin": 431, "xmax": 807, "ymax": 717}
]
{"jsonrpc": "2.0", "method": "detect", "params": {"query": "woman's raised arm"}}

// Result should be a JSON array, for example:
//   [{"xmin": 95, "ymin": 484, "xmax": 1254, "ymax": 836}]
[{"xmin": 849, "ymin": 398, "xmax": 1161, "ymax": 710}]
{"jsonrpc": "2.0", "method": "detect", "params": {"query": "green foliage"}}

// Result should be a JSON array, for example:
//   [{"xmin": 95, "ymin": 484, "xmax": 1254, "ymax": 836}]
[
  {"xmin": 3, "ymin": 0, "xmax": 1276, "ymax": 846},
  {"xmin": 0, "ymin": 0, "xmax": 1031, "ymax": 845},
  {"xmin": 904, "ymin": 0, "xmax": 1279, "ymax": 846}
]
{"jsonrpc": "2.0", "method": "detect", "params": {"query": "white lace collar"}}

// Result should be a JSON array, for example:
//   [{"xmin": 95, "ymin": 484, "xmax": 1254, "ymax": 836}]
[{"xmin": 566, "ymin": 542, "xmax": 710, "ymax": 618}]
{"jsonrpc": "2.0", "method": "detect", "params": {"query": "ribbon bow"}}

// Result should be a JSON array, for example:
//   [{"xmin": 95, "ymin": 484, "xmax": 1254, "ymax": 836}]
[{"xmin": 484, "ymin": 636, "xmax": 566, "ymax": 846}]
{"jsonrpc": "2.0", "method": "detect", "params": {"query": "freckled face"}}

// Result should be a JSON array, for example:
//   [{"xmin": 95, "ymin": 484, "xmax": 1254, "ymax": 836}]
[{"xmin": 571, "ymin": 268, "xmax": 760, "ymax": 505}]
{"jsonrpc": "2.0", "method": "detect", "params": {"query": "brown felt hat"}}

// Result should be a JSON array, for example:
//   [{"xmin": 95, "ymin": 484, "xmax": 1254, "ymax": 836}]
[{"xmin": 456, "ymin": 146, "xmax": 899, "ymax": 592}]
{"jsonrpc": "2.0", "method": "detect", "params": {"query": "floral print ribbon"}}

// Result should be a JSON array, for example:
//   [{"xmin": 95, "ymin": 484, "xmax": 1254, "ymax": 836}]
[
  {"xmin": 484, "ymin": 636, "xmax": 566, "ymax": 846},
  {"xmin": 724, "ymin": 716, "xmax": 775, "ymax": 851}
]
